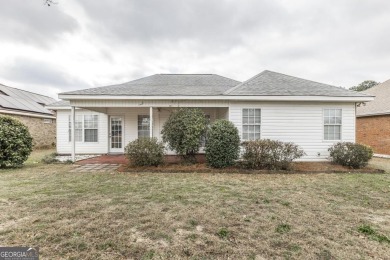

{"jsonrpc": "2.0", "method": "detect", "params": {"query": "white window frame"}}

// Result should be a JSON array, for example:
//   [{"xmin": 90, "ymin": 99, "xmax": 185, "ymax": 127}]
[
  {"xmin": 323, "ymin": 108, "xmax": 342, "ymax": 141},
  {"xmin": 84, "ymin": 115, "xmax": 99, "ymax": 143},
  {"xmin": 242, "ymin": 108, "xmax": 261, "ymax": 141},
  {"xmin": 138, "ymin": 115, "xmax": 150, "ymax": 138},
  {"xmin": 200, "ymin": 115, "xmax": 211, "ymax": 147},
  {"xmin": 68, "ymin": 115, "xmax": 99, "ymax": 143}
]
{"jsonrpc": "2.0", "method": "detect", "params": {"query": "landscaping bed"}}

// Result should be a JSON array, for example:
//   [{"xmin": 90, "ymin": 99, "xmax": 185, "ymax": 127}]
[{"xmin": 119, "ymin": 161, "xmax": 384, "ymax": 174}]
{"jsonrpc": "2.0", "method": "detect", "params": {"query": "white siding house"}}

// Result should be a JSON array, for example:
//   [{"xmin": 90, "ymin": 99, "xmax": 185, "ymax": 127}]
[{"xmin": 48, "ymin": 71, "xmax": 373, "ymax": 161}]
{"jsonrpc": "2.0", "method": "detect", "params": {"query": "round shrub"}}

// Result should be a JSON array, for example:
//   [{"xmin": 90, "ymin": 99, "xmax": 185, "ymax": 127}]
[
  {"xmin": 0, "ymin": 116, "xmax": 33, "ymax": 168},
  {"xmin": 242, "ymin": 139, "xmax": 305, "ymax": 170},
  {"xmin": 328, "ymin": 142, "xmax": 373, "ymax": 169},
  {"xmin": 161, "ymin": 108, "xmax": 208, "ymax": 163},
  {"xmin": 205, "ymin": 119, "xmax": 240, "ymax": 168},
  {"xmin": 125, "ymin": 137, "xmax": 165, "ymax": 167}
]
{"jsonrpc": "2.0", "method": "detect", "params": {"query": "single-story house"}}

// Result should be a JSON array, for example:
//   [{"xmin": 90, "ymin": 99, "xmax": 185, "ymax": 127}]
[
  {"xmin": 47, "ymin": 70, "xmax": 373, "ymax": 161},
  {"xmin": 356, "ymin": 79, "xmax": 390, "ymax": 155},
  {"xmin": 0, "ymin": 84, "xmax": 57, "ymax": 148}
]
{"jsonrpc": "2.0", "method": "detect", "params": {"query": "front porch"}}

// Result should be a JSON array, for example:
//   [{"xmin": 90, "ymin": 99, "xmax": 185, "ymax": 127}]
[{"xmin": 67, "ymin": 104, "xmax": 229, "ymax": 161}]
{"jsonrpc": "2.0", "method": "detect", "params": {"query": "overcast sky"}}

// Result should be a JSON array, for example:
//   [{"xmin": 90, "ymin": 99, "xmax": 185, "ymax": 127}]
[{"xmin": 0, "ymin": 0, "xmax": 389, "ymax": 99}]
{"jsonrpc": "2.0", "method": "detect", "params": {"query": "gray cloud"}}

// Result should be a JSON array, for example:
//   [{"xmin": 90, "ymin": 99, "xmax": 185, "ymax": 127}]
[
  {"xmin": 0, "ymin": 0, "xmax": 79, "ymax": 47},
  {"xmin": 0, "ymin": 0, "xmax": 390, "ymax": 97},
  {"xmin": 1, "ymin": 57, "xmax": 88, "ymax": 89},
  {"xmin": 78, "ymin": 0, "xmax": 286, "ymax": 51}
]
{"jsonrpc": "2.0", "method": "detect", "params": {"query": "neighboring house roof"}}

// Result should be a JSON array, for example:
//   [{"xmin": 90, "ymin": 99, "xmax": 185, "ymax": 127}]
[
  {"xmin": 225, "ymin": 70, "xmax": 370, "ymax": 97},
  {"xmin": 60, "ymin": 74, "xmax": 241, "ymax": 96},
  {"xmin": 47, "ymin": 100, "xmax": 70, "ymax": 108},
  {"xmin": 356, "ymin": 79, "xmax": 390, "ymax": 117},
  {"xmin": 0, "ymin": 84, "xmax": 56, "ymax": 116}
]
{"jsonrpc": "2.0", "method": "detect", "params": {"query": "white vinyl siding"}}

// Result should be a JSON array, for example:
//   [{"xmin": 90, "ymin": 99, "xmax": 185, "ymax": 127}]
[
  {"xmin": 242, "ymin": 108, "xmax": 261, "ymax": 140},
  {"xmin": 58, "ymin": 110, "xmax": 108, "ymax": 154},
  {"xmin": 229, "ymin": 101, "xmax": 355, "ymax": 161},
  {"xmin": 324, "ymin": 109, "xmax": 342, "ymax": 140},
  {"xmin": 56, "ymin": 102, "xmax": 356, "ymax": 161}
]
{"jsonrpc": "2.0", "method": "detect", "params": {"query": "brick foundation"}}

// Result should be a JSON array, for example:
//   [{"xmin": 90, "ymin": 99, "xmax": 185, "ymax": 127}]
[
  {"xmin": 356, "ymin": 115, "xmax": 390, "ymax": 155},
  {"xmin": 0, "ymin": 113, "xmax": 56, "ymax": 149}
]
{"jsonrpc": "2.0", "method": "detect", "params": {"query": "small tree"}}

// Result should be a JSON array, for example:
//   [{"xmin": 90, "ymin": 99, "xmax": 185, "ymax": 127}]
[
  {"xmin": 349, "ymin": 80, "xmax": 379, "ymax": 92},
  {"xmin": 161, "ymin": 108, "xmax": 208, "ymax": 163},
  {"xmin": 0, "ymin": 116, "xmax": 33, "ymax": 168},
  {"xmin": 205, "ymin": 119, "xmax": 240, "ymax": 168}
]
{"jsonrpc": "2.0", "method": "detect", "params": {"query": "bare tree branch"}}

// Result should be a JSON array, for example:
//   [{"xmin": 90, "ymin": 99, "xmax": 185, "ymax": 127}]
[{"xmin": 44, "ymin": 0, "xmax": 57, "ymax": 6}]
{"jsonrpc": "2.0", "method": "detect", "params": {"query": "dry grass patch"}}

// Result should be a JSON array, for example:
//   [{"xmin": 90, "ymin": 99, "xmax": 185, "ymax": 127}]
[{"xmin": 0, "ymin": 151, "xmax": 389, "ymax": 259}]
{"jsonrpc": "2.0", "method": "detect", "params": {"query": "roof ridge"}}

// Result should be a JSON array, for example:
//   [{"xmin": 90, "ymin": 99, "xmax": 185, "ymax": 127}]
[
  {"xmin": 0, "ymin": 83, "xmax": 55, "ymax": 100},
  {"xmin": 158, "ymin": 73, "xmax": 214, "ymax": 75}
]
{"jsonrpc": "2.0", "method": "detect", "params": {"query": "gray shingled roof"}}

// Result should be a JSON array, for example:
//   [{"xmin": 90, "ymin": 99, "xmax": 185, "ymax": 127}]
[
  {"xmin": 0, "ymin": 84, "xmax": 56, "ymax": 115},
  {"xmin": 225, "ymin": 70, "xmax": 372, "ymax": 97},
  {"xmin": 46, "ymin": 100, "xmax": 70, "ymax": 107},
  {"xmin": 61, "ymin": 74, "xmax": 241, "ymax": 96},
  {"xmin": 356, "ymin": 79, "xmax": 390, "ymax": 117}
]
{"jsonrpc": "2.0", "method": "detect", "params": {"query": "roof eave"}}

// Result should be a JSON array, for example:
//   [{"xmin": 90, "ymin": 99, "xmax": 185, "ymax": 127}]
[{"xmin": 58, "ymin": 94, "xmax": 374, "ymax": 102}]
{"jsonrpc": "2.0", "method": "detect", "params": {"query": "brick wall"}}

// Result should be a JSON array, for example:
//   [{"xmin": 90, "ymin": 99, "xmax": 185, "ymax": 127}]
[
  {"xmin": 0, "ymin": 113, "xmax": 56, "ymax": 149},
  {"xmin": 356, "ymin": 115, "xmax": 390, "ymax": 155}
]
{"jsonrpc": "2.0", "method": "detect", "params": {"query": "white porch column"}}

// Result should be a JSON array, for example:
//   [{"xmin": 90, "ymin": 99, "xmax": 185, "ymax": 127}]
[
  {"xmin": 149, "ymin": 107, "xmax": 153, "ymax": 138},
  {"xmin": 71, "ymin": 106, "xmax": 76, "ymax": 162}
]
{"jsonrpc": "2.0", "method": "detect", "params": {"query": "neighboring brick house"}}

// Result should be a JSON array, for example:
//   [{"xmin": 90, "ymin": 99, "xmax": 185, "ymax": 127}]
[
  {"xmin": 0, "ymin": 84, "xmax": 57, "ymax": 149},
  {"xmin": 356, "ymin": 79, "xmax": 390, "ymax": 155}
]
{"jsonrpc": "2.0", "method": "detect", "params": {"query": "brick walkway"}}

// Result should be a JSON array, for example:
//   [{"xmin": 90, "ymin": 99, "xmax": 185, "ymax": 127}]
[
  {"xmin": 76, "ymin": 155, "xmax": 128, "ymax": 165},
  {"xmin": 70, "ymin": 164, "xmax": 120, "ymax": 173}
]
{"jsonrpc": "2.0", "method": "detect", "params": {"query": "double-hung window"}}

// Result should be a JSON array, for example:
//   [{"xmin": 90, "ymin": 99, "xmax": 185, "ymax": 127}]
[
  {"xmin": 138, "ymin": 115, "xmax": 150, "ymax": 138},
  {"xmin": 68, "ymin": 115, "xmax": 98, "ymax": 142},
  {"xmin": 84, "ymin": 115, "xmax": 98, "ymax": 142},
  {"xmin": 324, "ymin": 109, "xmax": 342, "ymax": 140},
  {"xmin": 242, "ymin": 108, "xmax": 261, "ymax": 140}
]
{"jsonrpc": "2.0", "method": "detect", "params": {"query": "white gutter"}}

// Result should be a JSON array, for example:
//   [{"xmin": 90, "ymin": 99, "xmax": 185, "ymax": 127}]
[
  {"xmin": 356, "ymin": 112, "xmax": 390, "ymax": 118},
  {"xmin": 0, "ymin": 109, "xmax": 56, "ymax": 119},
  {"xmin": 58, "ymin": 94, "xmax": 374, "ymax": 102}
]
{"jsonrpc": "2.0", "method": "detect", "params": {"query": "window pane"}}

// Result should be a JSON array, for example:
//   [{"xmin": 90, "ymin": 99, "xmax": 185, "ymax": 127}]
[
  {"xmin": 324, "ymin": 117, "xmax": 330, "ymax": 124},
  {"xmin": 85, "ymin": 129, "xmax": 98, "ymax": 142},
  {"xmin": 335, "ymin": 117, "xmax": 342, "ymax": 124},
  {"xmin": 255, "ymin": 133, "xmax": 261, "ymax": 140},
  {"xmin": 335, "ymin": 109, "xmax": 342, "ymax": 117},
  {"xmin": 324, "ymin": 109, "xmax": 330, "ymax": 117},
  {"xmin": 249, "ymin": 109, "xmax": 254, "ymax": 116},
  {"xmin": 243, "ymin": 109, "xmax": 248, "ymax": 116},
  {"xmin": 243, "ymin": 117, "xmax": 249, "ymax": 124}
]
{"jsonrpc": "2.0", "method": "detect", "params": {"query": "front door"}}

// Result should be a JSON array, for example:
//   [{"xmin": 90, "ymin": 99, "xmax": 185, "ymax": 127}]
[{"xmin": 110, "ymin": 116, "xmax": 124, "ymax": 153}]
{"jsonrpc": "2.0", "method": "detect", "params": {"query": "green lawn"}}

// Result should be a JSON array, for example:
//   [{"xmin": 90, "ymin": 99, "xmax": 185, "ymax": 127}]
[{"xmin": 0, "ymin": 150, "xmax": 389, "ymax": 259}]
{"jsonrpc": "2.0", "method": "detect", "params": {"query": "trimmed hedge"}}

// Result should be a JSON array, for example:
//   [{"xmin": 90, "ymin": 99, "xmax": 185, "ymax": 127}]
[
  {"xmin": 161, "ymin": 108, "xmax": 208, "ymax": 163},
  {"xmin": 241, "ymin": 139, "xmax": 305, "ymax": 170},
  {"xmin": 328, "ymin": 142, "xmax": 373, "ymax": 169},
  {"xmin": 205, "ymin": 119, "xmax": 240, "ymax": 168},
  {"xmin": 0, "ymin": 116, "xmax": 33, "ymax": 168},
  {"xmin": 125, "ymin": 137, "xmax": 165, "ymax": 167}
]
